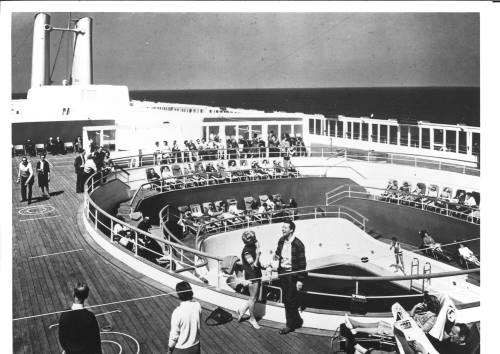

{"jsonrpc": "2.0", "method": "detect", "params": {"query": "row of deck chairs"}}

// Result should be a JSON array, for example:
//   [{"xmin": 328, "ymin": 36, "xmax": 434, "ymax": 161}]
[
  {"xmin": 145, "ymin": 158, "xmax": 300, "ymax": 192},
  {"xmin": 177, "ymin": 194, "xmax": 296, "ymax": 236},
  {"xmin": 380, "ymin": 180, "xmax": 480, "ymax": 222}
]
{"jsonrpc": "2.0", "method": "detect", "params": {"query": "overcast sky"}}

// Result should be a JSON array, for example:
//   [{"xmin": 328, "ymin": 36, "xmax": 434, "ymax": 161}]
[{"xmin": 11, "ymin": 12, "xmax": 479, "ymax": 93}]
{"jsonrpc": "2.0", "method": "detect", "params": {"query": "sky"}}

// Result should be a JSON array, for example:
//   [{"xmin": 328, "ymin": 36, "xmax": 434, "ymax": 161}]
[{"xmin": 11, "ymin": 12, "xmax": 479, "ymax": 93}]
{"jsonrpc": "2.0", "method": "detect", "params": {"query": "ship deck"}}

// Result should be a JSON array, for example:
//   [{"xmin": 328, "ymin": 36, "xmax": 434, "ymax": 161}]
[{"xmin": 11, "ymin": 154, "xmax": 331, "ymax": 353}]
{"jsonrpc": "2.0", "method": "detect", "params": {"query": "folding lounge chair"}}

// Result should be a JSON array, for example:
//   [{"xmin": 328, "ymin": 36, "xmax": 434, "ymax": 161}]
[
  {"xmin": 14, "ymin": 145, "xmax": 25, "ymax": 156},
  {"xmin": 145, "ymin": 168, "xmax": 162, "ymax": 191}
]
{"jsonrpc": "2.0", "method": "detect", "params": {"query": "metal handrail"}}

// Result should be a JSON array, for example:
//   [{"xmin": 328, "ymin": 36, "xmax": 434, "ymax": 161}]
[
  {"xmin": 83, "ymin": 154, "xmax": 480, "ymax": 306},
  {"xmin": 84, "ymin": 172, "xmax": 224, "ymax": 286},
  {"xmin": 325, "ymin": 184, "xmax": 480, "ymax": 224}
]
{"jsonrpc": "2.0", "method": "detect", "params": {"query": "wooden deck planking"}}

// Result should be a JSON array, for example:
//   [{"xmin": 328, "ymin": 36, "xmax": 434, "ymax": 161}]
[{"xmin": 12, "ymin": 155, "xmax": 332, "ymax": 353}]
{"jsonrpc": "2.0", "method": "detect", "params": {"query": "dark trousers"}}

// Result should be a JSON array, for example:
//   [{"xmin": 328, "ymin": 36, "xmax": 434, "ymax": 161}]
[
  {"xmin": 279, "ymin": 273, "xmax": 303, "ymax": 329},
  {"xmin": 20, "ymin": 177, "xmax": 34, "ymax": 202},
  {"xmin": 76, "ymin": 170, "xmax": 85, "ymax": 193}
]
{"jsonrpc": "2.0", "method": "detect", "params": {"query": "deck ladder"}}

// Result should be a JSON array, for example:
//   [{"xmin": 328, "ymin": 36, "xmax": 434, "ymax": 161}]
[
  {"xmin": 409, "ymin": 258, "xmax": 420, "ymax": 291},
  {"xmin": 422, "ymin": 262, "xmax": 432, "ymax": 292}
]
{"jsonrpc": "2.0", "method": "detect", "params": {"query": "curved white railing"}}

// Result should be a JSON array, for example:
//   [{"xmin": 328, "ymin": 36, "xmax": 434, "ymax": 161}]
[{"xmin": 83, "ymin": 153, "xmax": 480, "ymax": 315}]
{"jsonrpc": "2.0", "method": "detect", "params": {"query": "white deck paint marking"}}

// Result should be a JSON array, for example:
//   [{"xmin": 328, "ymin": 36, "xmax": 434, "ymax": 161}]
[
  {"xmin": 101, "ymin": 340, "xmax": 123, "ymax": 354},
  {"xmin": 20, "ymin": 214, "xmax": 61, "ymax": 222},
  {"xmin": 48, "ymin": 310, "xmax": 121, "ymax": 328},
  {"xmin": 16, "ymin": 204, "xmax": 53, "ymax": 209},
  {"xmin": 101, "ymin": 332, "xmax": 140, "ymax": 354},
  {"xmin": 29, "ymin": 248, "xmax": 84, "ymax": 260},
  {"xmin": 18, "ymin": 204, "xmax": 56, "ymax": 215}
]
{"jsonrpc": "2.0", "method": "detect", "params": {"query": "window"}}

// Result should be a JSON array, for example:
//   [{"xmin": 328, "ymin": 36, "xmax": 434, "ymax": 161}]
[
  {"xmin": 371, "ymin": 124, "xmax": 378, "ymax": 142},
  {"xmin": 238, "ymin": 125, "xmax": 249, "ymax": 140},
  {"xmin": 400, "ymin": 126, "xmax": 409, "ymax": 146},
  {"xmin": 410, "ymin": 127, "xmax": 419, "ymax": 148},
  {"xmin": 379, "ymin": 124, "xmax": 387, "ymax": 143},
  {"xmin": 209, "ymin": 126, "xmax": 220, "ymax": 141},
  {"xmin": 421, "ymin": 128, "xmax": 430, "ymax": 149},
  {"xmin": 329, "ymin": 121, "xmax": 335, "ymax": 136},
  {"xmin": 315, "ymin": 119, "xmax": 322, "ymax": 135},
  {"xmin": 251, "ymin": 125, "xmax": 262, "ymax": 139},
  {"xmin": 336, "ymin": 121, "xmax": 344, "ymax": 138},
  {"xmin": 472, "ymin": 132, "xmax": 480, "ymax": 155},
  {"xmin": 361, "ymin": 123, "xmax": 369, "ymax": 141},
  {"xmin": 389, "ymin": 126, "xmax": 398, "ymax": 145},
  {"xmin": 458, "ymin": 131, "xmax": 467, "ymax": 154},
  {"xmin": 281, "ymin": 124, "xmax": 292, "ymax": 140},
  {"xmin": 446, "ymin": 130, "xmax": 456, "ymax": 152},
  {"xmin": 294, "ymin": 124, "xmax": 303, "ymax": 138},
  {"xmin": 353, "ymin": 122, "xmax": 360, "ymax": 139},
  {"xmin": 433, "ymin": 129, "xmax": 444, "ymax": 151},
  {"xmin": 309, "ymin": 119, "xmax": 314, "ymax": 134}
]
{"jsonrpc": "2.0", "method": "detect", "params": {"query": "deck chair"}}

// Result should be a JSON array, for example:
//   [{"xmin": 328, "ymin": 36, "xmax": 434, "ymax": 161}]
[
  {"xmin": 64, "ymin": 141, "xmax": 75, "ymax": 153},
  {"xmin": 409, "ymin": 182, "xmax": 426, "ymax": 207},
  {"xmin": 435, "ymin": 186, "xmax": 453, "ymax": 213},
  {"xmin": 171, "ymin": 164, "xmax": 189, "ymax": 188},
  {"xmin": 272, "ymin": 160, "xmax": 286, "ymax": 178},
  {"xmin": 193, "ymin": 161, "xmax": 209, "ymax": 184},
  {"xmin": 14, "ymin": 145, "xmax": 25, "ymax": 156},
  {"xmin": 397, "ymin": 181, "xmax": 412, "ymax": 204},
  {"xmin": 178, "ymin": 206, "xmax": 204, "ymax": 235},
  {"xmin": 239, "ymin": 159, "xmax": 255, "ymax": 180},
  {"xmin": 381, "ymin": 179, "xmax": 399, "ymax": 201},
  {"xmin": 35, "ymin": 143, "xmax": 46, "ymax": 155},
  {"xmin": 226, "ymin": 159, "xmax": 242, "ymax": 182},
  {"xmin": 423, "ymin": 184, "xmax": 439, "ymax": 210},
  {"xmin": 243, "ymin": 196, "xmax": 262, "ymax": 223},
  {"xmin": 145, "ymin": 168, "xmax": 162, "ymax": 191}
]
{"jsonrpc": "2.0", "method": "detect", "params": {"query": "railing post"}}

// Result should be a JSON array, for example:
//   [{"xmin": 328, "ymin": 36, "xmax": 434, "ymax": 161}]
[
  {"xmin": 94, "ymin": 208, "xmax": 98, "ymax": 228},
  {"xmin": 110, "ymin": 219, "xmax": 114, "ymax": 241},
  {"xmin": 134, "ymin": 232, "xmax": 139, "ymax": 256},
  {"xmin": 355, "ymin": 281, "xmax": 359, "ymax": 295},
  {"xmin": 217, "ymin": 260, "xmax": 222, "ymax": 290},
  {"xmin": 321, "ymin": 147, "xmax": 324, "ymax": 158}
]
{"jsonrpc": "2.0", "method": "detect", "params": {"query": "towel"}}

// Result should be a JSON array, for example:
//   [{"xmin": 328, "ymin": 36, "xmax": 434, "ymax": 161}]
[{"xmin": 428, "ymin": 291, "xmax": 458, "ymax": 341}]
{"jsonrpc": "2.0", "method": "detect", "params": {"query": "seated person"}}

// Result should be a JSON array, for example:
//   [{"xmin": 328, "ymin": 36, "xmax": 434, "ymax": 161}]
[
  {"xmin": 397, "ymin": 182, "xmax": 411, "ymax": 201},
  {"xmin": 410, "ymin": 183, "xmax": 426, "ymax": 203},
  {"xmin": 450, "ymin": 190, "xmax": 467, "ymax": 212},
  {"xmin": 382, "ymin": 180, "xmax": 399, "ymax": 198},
  {"xmin": 251, "ymin": 160, "xmax": 268, "ymax": 178},
  {"xmin": 139, "ymin": 237, "xmax": 164, "ymax": 264},
  {"xmin": 457, "ymin": 243, "xmax": 480, "ymax": 267},
  {"xmin": 422, "ymin": 185, "xmax": 438, "ymax": 205},
  {"xmin": 464, "ymin": 192, "xmax": 477, "ymax": 208},
  {"xmin": 112, "ymin": 216, "xmax": 129, "ymax": 242},
  {"xmin": 434, "ymin": 186, "xmax": 452, "ymax": 208},
  {"xmin": 419, "ymin": 230, "xmax": 444, "ymax": 254},
  {"xmin": 160, "ymin": 166, "xmax": 175, "ymax": 184},
  {"xmin": 228, "ymin": 201, "xmax": 245, "ymax": 216},
  {"xmin": 427, "ymin": 323, "xmax": 471, "ymax": 354},
  {"xmin": 345, "ymin": 294, "xmax": 440, "ymax": 336}
]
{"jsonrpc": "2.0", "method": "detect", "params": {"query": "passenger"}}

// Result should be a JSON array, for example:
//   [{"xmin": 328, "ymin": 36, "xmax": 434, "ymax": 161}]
[
  {"xmin": 419, "ymin": 230, "xmax": 444, "ymax": 254},
  {"xmin": 36, "ymin": 153, "xmax": 51, "ymax": 199},
  {"xmin": 457, "ymin": 243, "xmax": 480, "ymax": 267},
  {"xmin": 167, "ymin": 281, "xmax": 202, "ymax": 354},
  {"xmin": 428, "ymin": 323, "xmax": 471, "ymax": 354},
  {"xmin": 236, "ymin": 230, "xmax": 262, "ymax": 329},
  {"xmin": 464, "ymin": 192, "xmax": 477, "ymax": 207},
  {"xmin": 58, "ymin": 282, "xmax": 102, "ymax": 354},
  {"xmin": 389, "ymin": 237, "xmax": 405, "ymax": 274},
  {"xmin": 344, "ymin": 293, "xmax": 440, "ymax": 336},
  {"xmin": 16, "ymin": 156, "xmax": 35, "ymax": 204},
  {"xmin": 273, "ymin": 220, "xmax": 307, "ymax": 334}
]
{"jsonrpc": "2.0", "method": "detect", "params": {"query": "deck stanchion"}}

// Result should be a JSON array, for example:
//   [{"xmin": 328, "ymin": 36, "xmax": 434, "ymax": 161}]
[{"xmin": 134, "ymin": 232, "xmax": 138, "ymax": 256}]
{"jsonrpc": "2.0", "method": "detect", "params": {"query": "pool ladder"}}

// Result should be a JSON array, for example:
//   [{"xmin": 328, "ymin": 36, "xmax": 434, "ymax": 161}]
[{"xmin": 410, "ymin": 258, "xmax": 432, "ymax": 292}]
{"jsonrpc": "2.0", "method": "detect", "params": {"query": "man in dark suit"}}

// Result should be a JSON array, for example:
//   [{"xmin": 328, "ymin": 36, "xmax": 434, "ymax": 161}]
[
  {"xmin": 74, "ymin": 149, "xmax": 86, "ymax": 193},
  {"xmin": 273, "ymin": 220, "xmax": 307, "ymax": 334},
  {"xmin": 58, "ymin": 281, "xmax": 102, "ymax": 354}
]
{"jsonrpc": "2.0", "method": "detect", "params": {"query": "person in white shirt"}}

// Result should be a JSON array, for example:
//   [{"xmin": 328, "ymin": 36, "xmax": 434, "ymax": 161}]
[
  {"xmin": 458, "ymin": 243, "xmax": 480, "ymax": 266},
  {"xmin": 168, "ymin": 281, "xmax": 202, "ymax": 354},
  {"xmin": 464, "ymin": 193, "xmax": 477, "ymax": 207},
  {"xmin": 17, "ymin": 156, "xmax": 35, "ymax": 204}
]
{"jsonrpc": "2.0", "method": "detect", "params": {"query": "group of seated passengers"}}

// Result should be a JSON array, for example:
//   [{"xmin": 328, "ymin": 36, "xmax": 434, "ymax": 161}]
[
  {"xmin": 178, "ymin": 196, "xmax": 298, "ymax": 233},
  {"xmin": 381, "ymin": 180, "xmax": 479, "ymax": 215},
  {"xmin": 147, "ymin": 159, "xmax": 298, "ymax": 189},
  {"xmin": 113, "ymin": 216, "xmax": 176, "ymax": 269},
  {"xmin": 342, "ymin": 293, "xmax": 473, "ymax": 354},
  {"xmin": 152, "ymin": 133, "xmax": 307, "ymax": 164},
  {"xmin": 419, "ymin": 229, "xmax": 480, "ymax": 268}
]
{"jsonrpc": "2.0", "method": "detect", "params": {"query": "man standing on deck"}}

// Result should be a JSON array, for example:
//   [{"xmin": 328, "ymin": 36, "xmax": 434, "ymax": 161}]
[
  {"xmin": 58, "ymin": 281, "xmax": 102, "ymax": 354},
  {"xmin": 36, "ymin": 153, "xmax": 51, "ymax": 199},
  {"xmin": 273, "ymin": 220, "xmax": 307, "ymax": 334},
  {"xmin": 74, "ymin": 149, "xmax": 86, "ymax": 193},
  {"xmin": 16, "ymin": 156, "xmax": 35, "ymax": 204}
]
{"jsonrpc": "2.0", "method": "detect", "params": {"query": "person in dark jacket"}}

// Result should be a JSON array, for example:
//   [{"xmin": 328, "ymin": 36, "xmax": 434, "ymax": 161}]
[
  {"xmin": 74, "ymin": 149, "xmax": 86, "ymax": 193},
  {"xmin": 273, "ymin": 220, "xmax": 307, "ymax": 334},
  {"xmin": 36, "ymin": 154, "xmax": 51, "ymax": 199},
  {"xmin": 58, "ymin": 281, "xmax": 102, "ymax": 354}
]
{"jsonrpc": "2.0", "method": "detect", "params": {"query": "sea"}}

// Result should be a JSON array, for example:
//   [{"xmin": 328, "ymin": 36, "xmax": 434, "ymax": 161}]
[{"xmin": 13, "ymin": 87, "xmax": 480, "ymax": 126}]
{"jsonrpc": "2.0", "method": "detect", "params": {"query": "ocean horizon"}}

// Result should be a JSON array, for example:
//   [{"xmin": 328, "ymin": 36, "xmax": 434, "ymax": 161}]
[{"xmin": 12, "ymin": 86, "xmax": 480, "ymax": 127}]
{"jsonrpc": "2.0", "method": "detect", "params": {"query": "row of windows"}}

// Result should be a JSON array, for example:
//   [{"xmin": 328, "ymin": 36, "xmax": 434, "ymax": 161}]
[{"xmin": 309, "ymin": 119, "xmax": 480, "ymax": 155}]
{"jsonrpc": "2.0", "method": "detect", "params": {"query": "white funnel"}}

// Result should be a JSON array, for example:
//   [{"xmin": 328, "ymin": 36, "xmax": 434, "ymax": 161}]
[
  {"xmin": 72, "ymin": 17, "xmax": 93, "ymax": 85},
  {"xmin": 30, "ymin": 13, "xmax": 50, "ymax": 88}
]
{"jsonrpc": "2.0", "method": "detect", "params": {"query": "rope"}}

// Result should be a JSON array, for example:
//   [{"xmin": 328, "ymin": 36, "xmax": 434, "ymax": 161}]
[{"xmin": 12, "ymin": 236, "xmax": 479, "ymax": 322}]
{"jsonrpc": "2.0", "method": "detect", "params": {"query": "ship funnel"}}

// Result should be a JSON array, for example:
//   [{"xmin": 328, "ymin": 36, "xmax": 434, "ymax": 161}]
[
  {"xmin": 71, "ymin": 17, "xmax": 93, "ymax": 85},
  {"xmin": 30, "ymin": 13, "xmax": 51, "ymax": 88}
]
